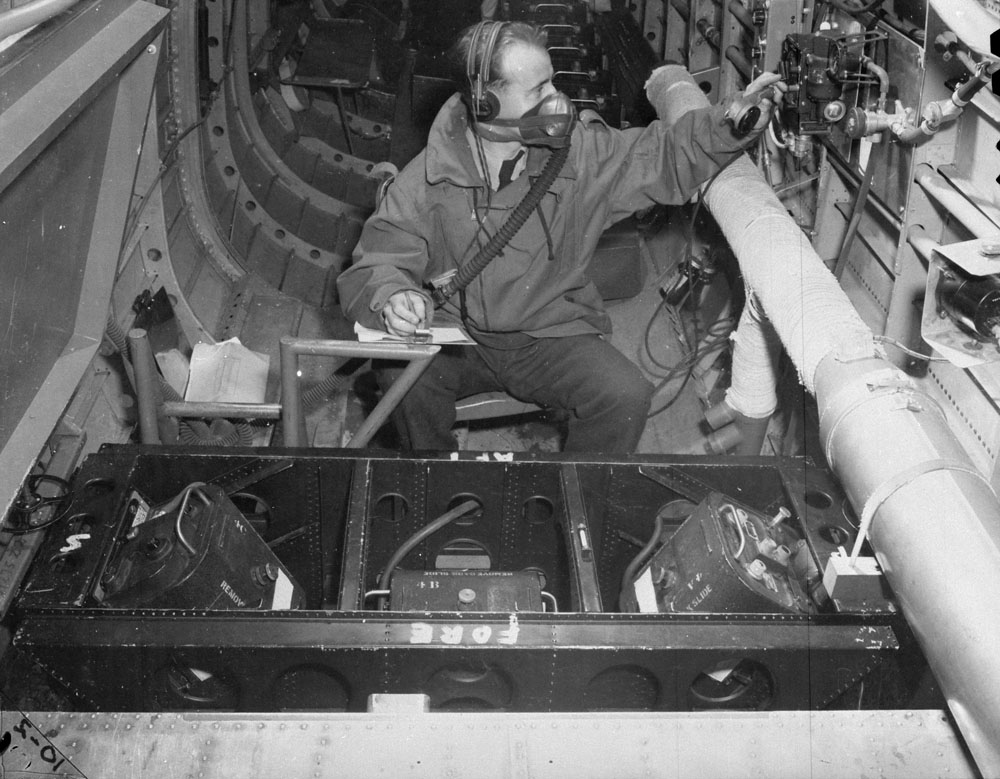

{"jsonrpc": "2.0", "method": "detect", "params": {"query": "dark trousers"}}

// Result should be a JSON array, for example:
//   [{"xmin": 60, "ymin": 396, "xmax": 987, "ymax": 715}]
[{"xmin": 377, "ymin": 334, "xmax": 654, "ymax": 454}]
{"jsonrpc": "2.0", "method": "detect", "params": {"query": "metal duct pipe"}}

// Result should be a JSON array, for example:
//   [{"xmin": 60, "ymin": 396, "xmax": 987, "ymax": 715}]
[
  {"xmin": 915, "ymin": 164, "xmax": 1000, "ymax": 238},
  {"xmin": 907, "ymin": 224, "xmax": 940, "ymax": 264},
  {"xmin": 646, "ymin": 64, "xmax": 1000, "ymax": 775},
  {"xmin": 727, "ymin": 0, "xmax": 754, "ymax": 33},
  {"xmin": 696, "ymin": 18, "xmax": 720, "ymax": 51},
  {"xmin": 724, "ymin": 46, "xmax": 752, "ymax": 82},
  {"xmin": 669, "ymin": 0, "xmax": 690, "ymax": 23},
  {"xmin": 815, "ymin": 354, "xmax": 1000, "ymax": 774},
  {"xmin": 954, "ymin": 50, "xmax": 1000, "ymax": 125},
  {"xmin": 727, "ymin": 291, "xmax": 781, "ymax": 418},
  {"xmin": 0, "ymin": 0, "xmax": 78, "ymax": 42},
  {"xmin": 128, "ymin": 328, "xmax": 162, "ymax": 445}
]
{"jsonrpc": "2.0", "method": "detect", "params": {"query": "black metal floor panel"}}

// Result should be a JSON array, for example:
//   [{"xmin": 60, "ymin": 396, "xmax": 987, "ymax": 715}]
[{"xmin": 9, "ymin": 446, "xmax": 938, "ymax": 714}]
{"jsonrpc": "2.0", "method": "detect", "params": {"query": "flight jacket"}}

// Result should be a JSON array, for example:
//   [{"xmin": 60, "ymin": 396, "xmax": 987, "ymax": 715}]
[{"xmin": 336, "ymin": 93, "xmax": 753, "ymax": 338}]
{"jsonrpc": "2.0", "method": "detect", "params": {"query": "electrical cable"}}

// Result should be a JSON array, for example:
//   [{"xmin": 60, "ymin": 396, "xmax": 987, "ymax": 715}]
[
  {"xmin": 645, "ymin": 268, "xmax": 734, "ymax": 416},
  {"xmin": 760, "ymin": 133, "xmax": 774, "ymax": 189},
  {"xmin": 642, "ymin": 293, "xmax": 688, "ymax": 373},
  {"xmin": 874, "ymin": 335, "xmax": 949, "ymax": 362},
  {"xmin": 118, "ymin": 0, "xmax": 239, "ymax": 273},
  {"xmin": 767, "ymin": 116, "xmax": 786, "ymax": 150},
  {"xmin": 644, "ymin": 249, "xmax": 734, "ymax": 418},
  {"xmin": 377, "ymin": 499, "xmax": 481, "ymax": 609},
  {"xmin": 646, "ymin": 338, "xmax": 730, "ymax": 418},
  {"xmin": 642, "ymin": 148, "xmax": 746, "ymax": 379},
  {"xmin": 643, "ymin": 231, "xmax": 702, "ymax": 376},
  {"xmin": 472, "ymin": 129, "xmax": 495, "ymax": 222},
  {"xmin": 2, "ymin": 475, "xmax": 73, "ymax": 535},
  {"xmin": 2, "ymin": 509, "xmax": 72, "ymax": 535},
  {"xmin": 618, "ymin": 514, "xmax": 664, "ymax": 611},
  {"xmin": 117, "ymin": 116, "xmax": 207, "ymax": 269},
  {"xmin": 689, "ymin": 257, "xmax": 702, "ymax": 390},
  {"xmin": 118, "ymin": 0, "xmax": 236, "ymax": 271}
]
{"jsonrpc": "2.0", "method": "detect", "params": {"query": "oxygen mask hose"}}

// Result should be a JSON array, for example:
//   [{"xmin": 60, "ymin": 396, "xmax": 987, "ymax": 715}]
[{"xmin": 432, "ymin": 141, "xmax": 570, "ymax": 306}]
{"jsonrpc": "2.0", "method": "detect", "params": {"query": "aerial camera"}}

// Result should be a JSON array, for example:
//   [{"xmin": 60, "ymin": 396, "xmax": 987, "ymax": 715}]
[{"xmin": 773, "ymin": 31, "xmax": 889, "ymax": 150}]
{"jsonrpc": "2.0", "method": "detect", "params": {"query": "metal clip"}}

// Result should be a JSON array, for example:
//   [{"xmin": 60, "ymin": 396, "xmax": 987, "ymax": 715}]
[{"xmin": 406, "ymin": 329, "xmax": 432, "ymax": 344}]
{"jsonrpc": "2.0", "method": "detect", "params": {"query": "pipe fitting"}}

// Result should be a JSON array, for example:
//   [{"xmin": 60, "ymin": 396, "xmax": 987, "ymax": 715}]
[{"xmin": 818, "ymin": 362, "xmax": 946, "ymax": 470}]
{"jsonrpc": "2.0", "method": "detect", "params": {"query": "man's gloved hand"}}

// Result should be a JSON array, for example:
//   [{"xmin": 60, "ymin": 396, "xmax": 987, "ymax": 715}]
[
  {"xmin": 725, "ymin": 72, "xmax": 788, "ymax": 137},
  {"xmin": 746, "ymin": 71, "xmax": 787, "ymax": 102},
  {"xmin": 382, "ymin": 290, "xmax": 432, "ymax": 337}
]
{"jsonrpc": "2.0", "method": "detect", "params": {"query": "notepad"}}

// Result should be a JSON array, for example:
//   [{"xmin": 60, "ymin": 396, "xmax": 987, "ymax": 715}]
[{"xmin": 353, "ymin": 322, "xmax": 475, "ymax": 345}]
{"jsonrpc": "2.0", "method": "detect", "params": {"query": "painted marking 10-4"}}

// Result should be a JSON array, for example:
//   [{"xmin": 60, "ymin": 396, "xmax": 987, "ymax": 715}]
[{"xmin": 0, "ymin": 715, "xmax": 72, "ymax": 775}]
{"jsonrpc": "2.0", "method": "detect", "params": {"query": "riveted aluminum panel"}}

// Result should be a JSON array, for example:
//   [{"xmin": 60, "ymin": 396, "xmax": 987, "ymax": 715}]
[{"xmin": 0, "ymin": 709, "xmax": 975, "ymax": 779}]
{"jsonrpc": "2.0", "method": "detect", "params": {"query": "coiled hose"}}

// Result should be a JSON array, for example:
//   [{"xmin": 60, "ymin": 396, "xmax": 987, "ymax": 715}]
[
  {"xmin": 301, "ymin": 357, "xmax": 368, "ymax": 409},
  {"xmin": 105, "ymin": 314, "xmax": 252, "ymax": 446},
  {"xmin": 433, "ymin": 143, "xmax": 570, "ymax": 305}
]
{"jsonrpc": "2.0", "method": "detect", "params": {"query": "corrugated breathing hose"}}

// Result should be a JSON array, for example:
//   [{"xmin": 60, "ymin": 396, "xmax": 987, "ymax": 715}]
[
  {"xmin": 432, "ymin": 143, "xmax": 570, "ymax": 305},
  {"xmin": 301, "ymin": 357, "xmax": 368, "ymax": 409}
]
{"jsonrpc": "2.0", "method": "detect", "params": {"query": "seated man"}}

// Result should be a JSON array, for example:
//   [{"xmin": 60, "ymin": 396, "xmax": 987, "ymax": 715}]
[{"xmin": 337, "ymin": 20, "xmax": 783, "ymax": 453}]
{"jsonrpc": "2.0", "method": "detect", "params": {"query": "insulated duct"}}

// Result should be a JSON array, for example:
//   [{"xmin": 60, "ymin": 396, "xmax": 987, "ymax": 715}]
[
  {"xmin": 645, "ymin": 65, "xmax": 1000, "ymax": 774},
  {"xmin": 645, "ymin": 68, "xmax": 876, "ymax": 391},
  {"xmin": 726, "ymin": 290, "xmax": 782, "ymax": 419},
  {"xmin": 717, "ymin": 290, "xmax": 782, "ymax": 455}
]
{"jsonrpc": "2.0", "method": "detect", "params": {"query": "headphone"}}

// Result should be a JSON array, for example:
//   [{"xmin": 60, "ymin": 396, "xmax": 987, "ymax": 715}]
[{"xmin": 466, "ymin": 21, "xmax": 506, "ymax": 123}]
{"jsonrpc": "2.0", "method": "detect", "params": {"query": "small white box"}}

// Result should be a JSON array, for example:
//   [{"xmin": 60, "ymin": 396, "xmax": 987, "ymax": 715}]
[{"xmin": 822, "ymin": 552, "xmax": 887, "ymax": 610}]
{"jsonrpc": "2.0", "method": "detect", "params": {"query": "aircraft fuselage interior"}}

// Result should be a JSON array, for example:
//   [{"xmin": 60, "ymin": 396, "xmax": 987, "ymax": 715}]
[{"xmin": 1, "ymin": 0, "xmax": 1000, "ymax": 775}]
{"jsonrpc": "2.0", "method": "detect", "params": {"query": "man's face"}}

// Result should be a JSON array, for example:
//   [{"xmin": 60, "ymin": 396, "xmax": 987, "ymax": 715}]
[{"xmin": 493, "ymin": 41, "xmax": 557, "ymax": 121}]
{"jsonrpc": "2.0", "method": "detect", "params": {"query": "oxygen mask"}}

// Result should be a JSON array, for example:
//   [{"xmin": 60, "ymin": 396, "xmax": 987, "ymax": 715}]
[{"xmin": 474, "ymin": 92, "xmax": 576, "ymax": 148}]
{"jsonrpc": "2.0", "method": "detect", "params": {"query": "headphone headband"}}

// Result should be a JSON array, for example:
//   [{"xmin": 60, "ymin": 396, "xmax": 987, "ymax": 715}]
[{"xmin": 466, "ymin": 21, "xmax": 506, "ymax": 121}]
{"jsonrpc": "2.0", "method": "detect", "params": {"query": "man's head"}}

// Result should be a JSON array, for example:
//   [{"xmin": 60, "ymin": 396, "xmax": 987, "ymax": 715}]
[
  {"xmin": 453, "ymin": 21, "xmax": 575, "ymax": 146},
  {"xmin": 454, "ymin": 21, "xmax": 555, "ymax": 124}
]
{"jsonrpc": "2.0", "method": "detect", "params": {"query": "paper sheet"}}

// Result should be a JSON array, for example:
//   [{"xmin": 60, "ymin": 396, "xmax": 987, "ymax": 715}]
[
  {"xmin": 154, "ymin": 348, "xmax": 190, "ymax": 398},
  {"xmin": 354, "ymin": 321, "xmax": 475, "ymax": 345},
  {"xmin": 184, "ymin": 338, "xmax": 270, "ymax": 403}
]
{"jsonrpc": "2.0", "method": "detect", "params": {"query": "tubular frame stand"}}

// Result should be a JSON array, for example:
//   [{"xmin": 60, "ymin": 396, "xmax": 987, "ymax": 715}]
[
  {"xmin": 279, "ymin": 338, "xmax": 440, "ymax": 448},
  {"xmin": 128, "ymin": 328, "xmax": 165, "ymax": 445},
  {"xmin": 130, "ymin": 334, "xmax": 439, "ymax": 449}
]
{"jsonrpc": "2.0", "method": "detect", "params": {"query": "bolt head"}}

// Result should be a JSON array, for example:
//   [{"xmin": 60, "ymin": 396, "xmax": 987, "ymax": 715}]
[
  {"xmin": 978, "ymin": 241, "xmax": 1000, "ymax": 257},
  {"xmin": 458, "ymin": 588, "xmax": 476, "ymax": 604}
]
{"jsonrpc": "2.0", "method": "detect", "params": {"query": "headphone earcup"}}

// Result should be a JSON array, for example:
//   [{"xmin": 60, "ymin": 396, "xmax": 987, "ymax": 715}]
[{"xmin": 476, "ymin": 88, "xmax": 501, "ymax": 122}]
